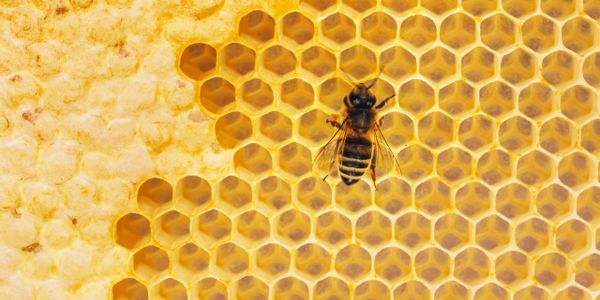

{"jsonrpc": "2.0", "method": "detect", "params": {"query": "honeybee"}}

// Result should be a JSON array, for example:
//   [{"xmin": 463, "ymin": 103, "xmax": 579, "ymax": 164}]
[{"xmin": 314, "ymin": 79, "xmax": 400, "ymax": 186}]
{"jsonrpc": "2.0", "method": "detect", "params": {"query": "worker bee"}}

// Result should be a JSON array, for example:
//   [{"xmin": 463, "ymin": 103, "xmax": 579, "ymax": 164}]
[{"xmin": 314, "ymin": 78, "xmax": 400, "ymax": 186}]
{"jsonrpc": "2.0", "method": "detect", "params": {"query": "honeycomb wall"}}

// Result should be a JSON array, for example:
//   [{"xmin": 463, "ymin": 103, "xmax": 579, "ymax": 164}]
[{"xmin": 2, "ymin": 0, "xmax": 600, "ymax": 299}]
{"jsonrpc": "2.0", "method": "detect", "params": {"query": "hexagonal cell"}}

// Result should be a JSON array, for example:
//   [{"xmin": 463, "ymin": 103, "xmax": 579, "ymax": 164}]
[
  {"xmin": 215, "ymin": 242, "xmax": 248, "ymax": 276},
  {"xmin": 395, "ymin": 212, "xmax": 431, "ymax": 250},
  {"xmin": 275, "ymin": 209, "xmax": 311, "ymax": 245},
  {"xmin": 238, "ymin": 78, "xmax": 273, "ymax": 114},
  {"xmin": 575, "ymin": 254, "xmax": 600, "ymax": 290},
  {"xmin": 173, "ymin": 243, "xmax": 209, "ymax": 280},
  {"xmin": 335, "ymin": 180, "xmax": 372, "ymax": 213},
  {"xmin": 556, "ymin": 286, "xmax": 592, "ymax": 300},
  {"xmin": 112, "ymin": 278, "xmax": 147, "ymax": 300},
  {"xmin": 238, "ymin": 10, "xmax": 275, "ymax": 47},
  {"xmin": 280, "ymin": 11, "xmax": 314, "ymax": 46},
  {"xmin": 316, "ymin": 211, "xmax": 352, "ymax": 247},
  {"xmin": 354, "ymin": 280, "xmax": 390, "ymax": 299},
  {"xmin": 435, "ymin": 213, "xmax": 470, "ymax": 251},
  {"xmin": 173, "ymin": 176, "xmax": 211, "ymax": 215},
  {"xmin": 375, "ymin": 177, "xmax": 411, "ymax": 214},
  {"xmin": 476, "ymin": 149, "xmax": 513, "ymax": 185},
  {"xmin": 456, "ymin": 182, "xmax": 492, "ymax": 218},
  {"xmin": 480, "ymin": 81, "xmax": 515, "ymax": 118},
  {"xmin": 436, "ymin": 147, "xmax": 472, "ymax": 183},
  {"xmin": 255, "ymin": 243, "xmax": 291, "ymax": 278},
  {"xmin": 556, "ymin": 219, "xmax": 590, "ymax": 258},
  {"xmin": 319, "ymin": 13, "xmax": 355, "ymax": 49},
  {"xmin": 191, "ymin": 278, "xmax": 227, "ymax": 300},
  {"xmin": 581, "ymin": 119, "xmax": 600, "ymax": 156},
  {"xmin": 279, "ymin": 78, "xmax": 314, "ymax": 114},
  {"xmin": 393, "ymin": 281, "xmax": 430, "ymax": 299},
  {"xmin": 519, "ymin": 82, "xmax": 554, "ymax": 120},
  {"xmin": 300, "ymin": 46, "xmax": 337, "ymax": 79},
  {"xmin": 559, "ymin": 152, "xmax": 594, "ymax": 189},
  {"xmin": 299, "ymin": 0, "xmax": 336, "ymax": 14},
  {"xmin": 233, "ymin": 276, "xmax": 269, "ymax": 299},
  {"xmin": 277, "ymin": 142, "xmax": 312, "ymax": 179},
  {"xmin": 562, "ymin": 17, "xmax": 597, "ymax": 55},
  {"xmin": 297, "ymin": 177, "xmax": 331, "ymax": 212},
  {"xmin": 495, "ymin": 251, "xmax": 530, "ymax": 287},
  {"xmin": 360, "ymin": 12, "xmax": 397, "ymax": 46},
  {"xmin": 542, "ymin": 51, "xmax": 576, "ymax": 87},
  {"xmin": 515, "ymin": 217, "xmax": 551, "ymax": 254},
  {"xmin": 439, "ymin": 80, "xmax": 474, "ymax": 117},
  {"xmin": 463, "ymin": 0, "xmax": 497, "ymax": 16},
  {"xmin": 379, "ymin": 112, "xmax": 413, "ymax": 150},
  {"xmin": 474, "ymin": 283, "xmax": 508, "ymax": 299},
  {"xmin": 458, "ymin": 114, "xmax": 495, "ymax": 151},
  {"xmin": 295, "ymin": 243, "xmax": 331, "ymax": 278},
  {"xmin": 257, "ymin": 111, "xmax": 292, "ymax": 147},
  {"xmin": 256, "ymin": 176, "xmax": 291, "ymax": 213},
  {"xmin": 374, "ymin": 247, "xmax": 411, "ymax": 283},
  {"xmin": 435, "ymin": 281, "xmax": 468, "ymax": 299},
  {"xmin": 273, "ymin": 277, "xmax": 309, "ymax": 299},
  {"xmin": 496, "ymin": 183, "xmax": 531, "ymax": 220},
  {"xmin": 379, "ymin": 46, "xmax": 416, "ymax": 82},
  {"xmin": 461, "ymin": 47, "xmax": 496, "ymax": 83},
  {"xmin": 150, "ymin": 278, "xmax": 186, "ymax": 300},
  {"xmin": 417, "ymin": 111, "xmax": 454, "ymax": 149},
  {"xmin": 454, "ymin": 247, "xmax": 490, "ymax": 285},
  {"xmin": 133, "ymin": 245, "xmax": 170, "ymax": 283},
  {"xmin": 501, "ymin": 48, "xmax": 537, "ymax": 85},
  {"xmin": 397, "ymin": 79, "xmax": 434, "ymax": 115},
  {"xmin": 317, "ymin": 77, "xmax": 352, "ymax": 111},
  {"xmin": 503, "ymin": 0, "xmax": 537, "ymax": 18},
  {"xmin": 536, "ymin": 184, "xmax": 572, "ymax": 222},
  {"xmin": 195, "ymin": 209, "xmax": 231, "ymax": 246},
  {"xmin": 481, "ymin": 13, "xmax": 516, "ymax": 51},
  {"xmin": 576, "ymin": 186, "xmax": 600, "ymax": 224},
  {"xmin": 561, "ymin": 85, "xmax": 596, "ymax": 121},
  {"xmin": 214, "ymin": 112, "xmax": 252, "ymax": 150},
  {"xmin": 440, "ymin": 13, "xmax": 476, "ymax": 49},
  {"xmin": 153, "ymin": 210, "xmax": 190, "ymax": 249},
  {"xmin": 381, "ymin": 0, "xmax": 417, "ymax": 13},
  {"xmin": 517, "ymin": 150, "xmax": 555, "ymax": 187},
  {"xmin": 513, "ymin": 286, "xmax": 550, "ymax": 300},
  {"xmin": 342, "ymin": 0, "xmax": 376, "ymax": 13},
  {"xmin": 355, "ymin": 210, "xmax": 392, "ymax": 247},
  {"xmin": 199, "ymin": 77, "xmax": 235, "ymax": 115},
  {"xmin": 414, "ymin": 247, "xmax": 451, "ymax": 284},
  {"xmin": 415, "ymin": 179, "xmax": 451, "ymax": 216},
  {"xmin": 476, "ymin": 214, "xmax": 511, "ymax": 252},
  {"xmin": 583, "ymin": 52, "xmax": 600, "ymax": 88},
  {"xmin": 220, "ymin": 43, "xmax": 255, "ymax": 78},
  {"xmin": 115, "ymin": 213, "xmax": 150, "ymax": 250},
  {"xmin": 235, "ymin": 210, "xmax": 270, "ymax": 247},
  {"xmin": 340, "ymin": 45, "xmax": 377, "ymax": 81},
  {"xmin": 535, "ymin": 252, "xmax": 572, "ymax": 289},
  {"xmin": 215, "ymin": 176, "xmax": 252, "ymax": 213},
  {"xmin": 314, "ymin": 277, "xmax": 350, "ymax": 300},
  {"xmin": 421, "ymin": 0, "xmax": 456, "ymax": 15},
  {"xmin": 541, "ymin": 0, "xmax": 576, "ymax": 19},
  {"xmin": 137, "ymin": 177, "xmax": 172, "ymax": 217},
  {"xmin": 419, "ymin": 47, "xmax": 456, "ymax": 82},
  {"xmin": 260, "ymin": 45, "xmax": 296, "ymax": 78},
  {"xmin": 584, "ymin": 0, "xmax": 600, "ymax": 19},
  {"xmin": 297, "ymin": 109, "xmax": 335, "ymax": 147},
  {"xmin": 522, "ymin": 15, "xmax": 557, "ymax": 53},
  {"xmin": 233, "ymin": 143, "xmax": 272, "ymax": 180},
  {"xmin": 400, "ymin": 15, "xmax": 437, "ymax": 48},
  {"xmin": 179, "ymin": 43, "xmax": 216, "ymax": 81},
  {"xmin": 539, "ymin": 117, "xmax": 576, "ymax": 154},
  {"xmin": 499, "ymin": 116, "xmax": 535, "ymax": 153},
  {"xmin": 335, "ymin": 244, "xmax": 371, "ymax": 281}
]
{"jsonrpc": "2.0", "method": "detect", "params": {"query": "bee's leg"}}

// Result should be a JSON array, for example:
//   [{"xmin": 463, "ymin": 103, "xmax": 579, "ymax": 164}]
[
  {"xmin": 326, "ymin": 119, "xmax": 343, "ymax": 129},
  {"xmin": 374, "ymin": 94, "xmax": 396, "ymax": 110},
  {"xmin": 344, "ymin": 96, "xmax": 351, "ymax": 108},
  {"xmin": 322, "ymin": 174, "xmax": 329, "ymax": 182}
]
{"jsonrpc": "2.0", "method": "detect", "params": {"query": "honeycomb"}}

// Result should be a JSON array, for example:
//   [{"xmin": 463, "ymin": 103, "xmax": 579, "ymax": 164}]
[{"xmin": 2, "ymin": 0, "xmax": 600, "ymax": 299}]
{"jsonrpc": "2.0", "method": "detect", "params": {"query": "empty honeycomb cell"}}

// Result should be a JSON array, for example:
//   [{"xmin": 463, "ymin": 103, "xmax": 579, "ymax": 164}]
[
  {"xmin": 335, "ymin": 244, "xmax": 371, "ymax": 281},
  {"xmin": 475, "ymin": 214, "xmax": 511, "ymax": 252},
  {"xmin": 301, "ymin": 46, "xmax": 337, "ymax": 78},
  {"xmin": 360, "ymin": 12, "xmax": 396, "ymax": 46},
  {"xmin": 437, "ymin": 147, "xmax": 473, "ymax": 183},
  {"xmin": 583, "ymin": 52, "xmax": 600, "ymax": 87},
  {"xmin": 215, "ymin": 112, "xmax": 253, "ymax": 150},
  {"xmin": 381, "ymin": 0, "xmax": 417, "ymax": 13},
  {"xmin": 463, "ymin": 0, "xmax": 497, "ymax": 16},
  {"xmin": 515, "ymin": 217, "xmax": 551, "ymax": 254},
  {"xmin": 256, "ymin": 176, "xmax": 291, "ymax": 213},
  {"xmin": 559, "ymin": 152, "xmax": 594, "ymax": 189},
  {"xmin": 439, "ymin": 80, "xmax": 475, "ymax": 117},
  {"xmin": 542, "ymin": 51, "xmax": 577, "ymax": 87},
  {"xmin": 562, "ymin": 17, "xmax": 597, "ymax": 55},
  {"xmin": 235, "ymin": 210, "xmax": 270, "ymax": 247},
  {"xmin": 395, "ymin": 212, "xmax": 431, "ymax": 250},
  {"xmin": 355, "ymin": 210, "xmax": 392, "ymax": 247},
  {"xmin": 153, "ymin": 210, "xmax": 190, "ymax": 249},
  {"xmin": 133, "ymin": 245, "xmax": 170, "ymax": 283},
  {"xmin": 299, "ymin": 0, "xmax": 336, "ymax": 14},
  {"xmin": 581, "ymin": 119, "xmax": 600, "ymax": 156},
  {"xmin": 280, "ymin": 78, "xmax": 314, "ymax": 113},
  {"xmin": 239, "ymin": 78, "xmax": 274, "ymax": 115},
  {"xmin": 575, "ymin": 254, "xmax": 600, "ymax": 290},
  {"xmin": 514, "ymin": 286, "xmax": 551, "ymax": 300},
  {"xmin": 233, "ymin": 276, "xmax": 268, "ymax": 299},
  {"xmin": 555, "ymin": 219, "xmax": 590, "ymax": 258},
  {"xmin": 238, "ymin": 10, "xmax": 275, "ymax": 47},
  {"xmin": 480, "ymin": 13, "xmax": 516, "ymax": 50},
  {"xmin": 499, "ymin": 116, "xmax": 535, "ymax": 153},
  {"xmin": 462, "ymin": 47, "xmax": 496, "ymax": 83},
  {"xmin": 137, "ymin": 177, "xmax": 173, "ymax": 218},
  {"xmin": 418, "ymin": 111, "xmax": 454, "ymax": 149},
  {"xmin": 115, "ymin": 213, "xmax": 150, "ymax": 250},
  {"xmin": 480, "ymin": 81, "xmax": 515, "ymax": 118},
  {"xmin": 496, "ymin": 183, "xmax": 531, "ymax": 219},
  {"xmin": 516, "ymin": 150, "xmax": 555, "ymax": 187},
  {"xmin": 577, "ymin": 186, "xmax": 600, "ymax": 224},
  {"xmin": 255, "ymin": 243, "xmax": 291, "ymax": 278},
  {"xmin": 535, "ymin": 184, "xmax": 572, "ymax": 222},
  {"xmin": 342, "ymin": 0, "xmax": 376, "ymax": 13},
  {"xmin": 172, "ymin": 243, "xmax": 209, "ymax": 280},
  {"xmin": 397, "ymin": 79, "xmax": 435, "ymax": 115},
  {"xmin": 277, "ymin": 142, "xmax": 312, "ymax": 179},
  {"xmin": 414, "ymin": 247, "xmax": 451, "ymax": 283},
  {"xmin": 221, "ymin": 43, "xmax": 256, "ymax": 78},
  {"xmin": 150, "ymin": 278, "xmax": 186, "ymax": 300},
  {"xmin": 257, "ymin": 111, "xmax": 292, "ymax": 146},
  {"xmin": 474, "ymin": 283, "xmax": 508, "ymax": 299},
  {"xmin": 340, "ymin": 45, "xmax": 377, "ymax": 80},
  {"xmin": 215, "ymin": 176, "xmax": 252, "ymax": 213},
  {"xmin": 540, "ymin": 117, "xmax": 575, "ymax": 154},
  {"xmin": 522, "ymin": 15, "xmax": 557, "ymax": 53},
  {"xmin": 195, "ymin": 209, "xmax": 231, "ymax": 246},
  {"xmin": 335, "ymin": 180, "xmax": 372, "ymax": 213},
  {"xmin": 421, "ymin": 0, "xmax": 457, "ymax": 15},
  {"xmin": 455, "ymin": 182, "xmax": 492, "ymax": 218},
  {"xmin": 295, "ymin": 243, "xmax": 331, "ymax": 278},
  {"xmin": 440, "ymin": 13, "xmax": 476, "ymax": 49},
  {"xmin": 215, "ymin": 242, "xmax": 249, "ymax": 276},
  {"xmin": 534, "ymin": 252, "xmax": 572, "ymax": 289},
  {"xmin": 275, "ymin": 209, "xmax": 311, "ymax": 245},
  {"xmin": 174, "ymin": 176, "xmax": 211, "ymax": 215},
  {"xmin": 273, "ymin": 277, "xmax": 309, "ymax": 299},
  {"xmin": 379, "ymin": 46, "xmax": 416, "ymax": 82},
  {"xmin": 318, "ymin": 77, "xmax": 352, "ymax": 111},
  {"xmin": 298, "ymin": 109, "xmax": 335, "ymax": 147},
  {"xmin": 375, "ymin": 177, "xmax": 411, "ymax": 214},
  {"xmin": 280, "ymin": 11, "xmax": 314, "ymax": 46},
  {"xmin": 541, "ymin": 0, "xmax": 576, "ymax": 20},
  {"xmin": 454, "ymin": 247, "xmax": 490, "ymax": 285},
  {"xmin": 297, "ymin": 177, "xmax": 331, "ymax": 212},
  {"xmin": 419, "ymin": 47, "xmax": 456, "ymax": 82},
  {"xmin": 557, "ymin": 286, "xmax": 592, "ymax": 300},
  {"xmin": 394, "ymin": 280, "xmax": 430, "ymax": 300},
  {"xmin": 314, "ymin": 277, "xmax": 350, "ymax": 300},
  {"xmin": 319, "ymin": 13, "xmax": 355, "ymax": 49},
  {"xmin": 200, "ymin": 77, "xmax": 236, "ymax": 115},
  {"xmin": 374, "ymin": 247, "xmax": 411, "ymax": 282},
  {"xmin": 179, "ymin": 43, "xmax": 216, "ymax": 81},
  {"xmin": 379, "ymin": 112, "xmax": 414, "ymax": 149},
  {"xmin": 260, "ymin": 45, "xmax": 296, "ymax": 78},
  {"xmin": 112, "ymin": 278, "xmax": 148, "ymax": 300},
  {"xmin": 415, "ymin": 178, "xmax": 451, "ymax": 216},
  {"xmin": 435, "ymin": 213, "xmax": 470, "ymax": 251},
  {"xmin": 519, "ymin": 82, "xmax": 554, "ymax": 120},
  {"xmin": 561, "ymin": 85, "xmax": 596, "ymax": 121},
  {"xmin": 476, "ymin": 149, "xmax": 513, "ymax": 185},
  {"xmin": 501, "ymin": 48, "xmax": 537, "ymax": 85},
  {"xmin": 495, "ymin": 251, "xmax": 530, "ymax": 287},
  {"xmin": 585, "ymin": 0, "xmax": 600, "ymax": 19},
  {"xmin": 233, "ymin": 143, "xmax": 273, "ymax": 180},
  {"xmin": 191, "ymin": 278, "xmax": 227, "ymax": 300},
  {"xmin": 435, "ymin": 281, "xmax": 468, "ymax": 300},
  {"xmin": 400, "ymin": 15, "xmax": 437, "ymax": 48},
  {"xmin": 354, "ymin": 280, "xmax": 390, "ymax": 299},
  {"xmin": 316, "ymin": 211, "xmax": 352, "ymax": 247},
  {"xmin": 458, "ymin": 114, "xmax": 495, "ymax": 151}
]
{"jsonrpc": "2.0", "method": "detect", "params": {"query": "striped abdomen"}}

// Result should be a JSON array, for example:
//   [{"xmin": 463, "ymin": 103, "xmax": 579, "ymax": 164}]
[{"xmin": 339, "ymin": 136, "xmax": 373, "ymax": 185}]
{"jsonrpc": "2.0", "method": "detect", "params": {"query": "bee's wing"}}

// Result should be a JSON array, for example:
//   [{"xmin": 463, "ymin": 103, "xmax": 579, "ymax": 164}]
[
  {"xmin": 373, "ymin": 121, "xmax": 401, "ymax": 175},
  {"xmin": 313, "ymin": 118, "xmax": 349, "ymax": 176}
]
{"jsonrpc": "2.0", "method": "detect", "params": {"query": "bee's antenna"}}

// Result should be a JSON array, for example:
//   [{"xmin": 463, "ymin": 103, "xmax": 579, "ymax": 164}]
[
  {"xmin": 366, "ymin": 77, "xmax": 377, "ymax": 89},
  {"xmin": 338, "ymin": 70, "xmax": 358, "ymax": 87}
]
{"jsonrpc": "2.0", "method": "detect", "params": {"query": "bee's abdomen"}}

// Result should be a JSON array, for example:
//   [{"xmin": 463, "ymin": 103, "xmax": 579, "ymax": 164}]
[{"xmin": 339, "ymin": 137, "xmax": 372, "ymax": 185}]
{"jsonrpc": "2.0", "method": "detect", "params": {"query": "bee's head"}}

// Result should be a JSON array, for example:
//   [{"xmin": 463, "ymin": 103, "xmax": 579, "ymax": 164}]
[{"xmin": 348, "ymin": 81, "xmax": 376, "ymax": 108}]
